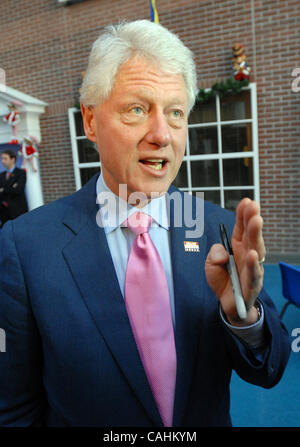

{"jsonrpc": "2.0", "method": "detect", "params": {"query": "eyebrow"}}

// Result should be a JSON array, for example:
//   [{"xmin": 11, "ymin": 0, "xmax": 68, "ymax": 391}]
[{"xmin": 121, "ymin": 91, "xmax": 187, "ymax": 109}]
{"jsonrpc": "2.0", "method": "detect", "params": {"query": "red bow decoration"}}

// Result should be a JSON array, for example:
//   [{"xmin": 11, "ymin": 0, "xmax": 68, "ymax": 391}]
[{"xmin": 24, "ymin": 145, "xmax": 37, "ymax": 156}]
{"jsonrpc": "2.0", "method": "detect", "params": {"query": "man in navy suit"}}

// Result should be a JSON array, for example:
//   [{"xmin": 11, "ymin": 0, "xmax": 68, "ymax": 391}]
[
  {"xmin": 0, "ymin": 20, "xmax": 290, "ymax": 427},
  {"xmin": 0, "ymin": 149, "xmax": 28, "ymax": 228}
]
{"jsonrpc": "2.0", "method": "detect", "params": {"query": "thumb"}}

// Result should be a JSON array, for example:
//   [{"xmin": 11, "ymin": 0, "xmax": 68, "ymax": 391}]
[
  {"xmin": 205, "ymin": 243, "xmax": 229, "ymax": 298},
  {"xmin": 206, "ymin": 243, "xmax": 229, "ymax": 266}
]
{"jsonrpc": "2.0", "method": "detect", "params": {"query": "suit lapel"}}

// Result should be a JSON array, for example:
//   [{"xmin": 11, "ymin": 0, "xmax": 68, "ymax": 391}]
[
  {"xmin": 0, "ymin": 170, "xmax": 16, "ymax": 187},
  {"xmin": 5, "ymin": 167, "xmax": 17, "ymax": 185},
  {"xmin": 166, "ymin": 187, "xmax": 208, "ymax": 426},
  {"xmin": 61, "ymin": 175, "xmax": 164, "ymax": 426}
]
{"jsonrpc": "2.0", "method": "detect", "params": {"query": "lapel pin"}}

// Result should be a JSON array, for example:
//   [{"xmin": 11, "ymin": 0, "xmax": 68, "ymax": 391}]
[{"xmin": 184, "ymin": 241, "xmax": 200, "ymax": 252}]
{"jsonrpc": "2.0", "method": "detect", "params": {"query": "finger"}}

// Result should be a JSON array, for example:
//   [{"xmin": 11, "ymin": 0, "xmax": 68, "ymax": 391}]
[
  {"xmin": 232, "ymin": 197, "xmax": 252, "ymax": 242},
  {"xmin": 242, "ymin": 249, "xmax": 264, "ymax": 304},
  {"xmin": 243, "ymin": 200, "xmax": 260, "ymax": 230},
  {"xmin": 247, "ymin": 214, "xmax": 266, "ymax": 262},
  {"xmin": 238, "ymin": 200, "xmax": 260, "ymax": 250}
]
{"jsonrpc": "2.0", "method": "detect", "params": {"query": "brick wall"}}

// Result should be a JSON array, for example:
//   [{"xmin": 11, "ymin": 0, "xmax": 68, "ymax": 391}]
[{"xmin": 0, "ymin": 0, "xmax": 299, "ymax": 254}]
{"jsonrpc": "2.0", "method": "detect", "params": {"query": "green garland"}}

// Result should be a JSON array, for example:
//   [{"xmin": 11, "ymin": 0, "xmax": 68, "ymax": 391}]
[{"xmin": 195, "ymin": 77, "xmax": 249, "ymax": 104}]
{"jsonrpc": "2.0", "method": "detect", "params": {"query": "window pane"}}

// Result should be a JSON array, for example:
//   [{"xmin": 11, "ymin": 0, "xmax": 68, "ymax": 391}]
[
  {"xmin": 74, "ymin": 110, "xmax": 85, "ymax": 136},
  {"xmin": 188, "ymin": 100, "xmax": 216, "ymax": 124},
  {"xmin": 223, "ymin": 157, "xmax": 253, "ymax": 186},
  {"xmin": 224, "ymin": 189, "xmax": 254, "ymax": 212},
  {"xmin": 191, "ymin": 160, "xmax": 219, "ymax": 187},
  {"xmin": 220, "ymin": 90, "xmax": 251, "ymax": 121},
  {"xmin": 189, "ymin": 126, "xmax": 218, "ymax": 155},
  {"xmin": 78, "ymin": 139, "xmax": 100, "ymax": 163},
  {"xmin": 192, "ymin": 189, "xmax": 220, "ymax": 206},
  {"xmin": 80, "ymin": 167, "xmax": 100, "ymax": 186},
  {"xmin": 221, "ymin": 123, "xmax": 252, "ymax": 153},
  {"xmin": 173, "ymin": 160, "xmax": 188, "ymax": 188}
]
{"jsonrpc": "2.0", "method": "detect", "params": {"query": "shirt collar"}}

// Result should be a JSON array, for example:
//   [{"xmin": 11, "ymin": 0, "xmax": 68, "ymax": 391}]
[{"xmin": 96, "ymin": 171, "xmax": 169, "ymax": 234}]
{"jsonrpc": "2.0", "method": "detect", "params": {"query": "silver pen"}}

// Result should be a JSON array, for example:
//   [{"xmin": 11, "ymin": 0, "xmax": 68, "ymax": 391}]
[{"xmin": 219, "ymin": 223, "xmax": 247, "ymax": 320}]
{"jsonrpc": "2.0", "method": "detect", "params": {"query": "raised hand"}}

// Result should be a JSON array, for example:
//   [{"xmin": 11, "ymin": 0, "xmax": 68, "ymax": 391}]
[{"xmin": 205, "ymin": 198, "xmax": 266, "ymax": 326}]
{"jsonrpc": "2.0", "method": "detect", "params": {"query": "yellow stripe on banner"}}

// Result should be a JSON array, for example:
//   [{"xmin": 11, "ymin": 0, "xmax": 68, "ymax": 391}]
[{"xmin": 151, "ymin": 0, "xmax": 159, "ymax": 23}]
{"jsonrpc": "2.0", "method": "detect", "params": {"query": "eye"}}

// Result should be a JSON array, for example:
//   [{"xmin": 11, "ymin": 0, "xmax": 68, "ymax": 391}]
[
  {"xmin": 171, "ymin": 109, "xmax": 184, "ymax": 118},
  {"xmin": 130, "ymin": 106, "xmax": 144, "ymax": 115}
]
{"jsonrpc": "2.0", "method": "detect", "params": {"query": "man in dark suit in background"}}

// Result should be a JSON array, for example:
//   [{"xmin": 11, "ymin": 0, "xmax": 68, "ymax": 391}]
[{"xmin": 0, "ymin": 149, "xmax": 28, "ymax": 228}]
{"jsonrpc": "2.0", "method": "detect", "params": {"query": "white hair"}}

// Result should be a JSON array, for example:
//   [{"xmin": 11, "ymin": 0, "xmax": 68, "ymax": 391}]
[{"xmin": 80, "ymin": 19, "xmax": 198, "ymax": 113}]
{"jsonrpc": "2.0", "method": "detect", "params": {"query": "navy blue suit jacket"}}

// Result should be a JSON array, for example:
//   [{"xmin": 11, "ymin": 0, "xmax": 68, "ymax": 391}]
[{"xmin": 0, "ymin": 173, "xmax": 290, "ymax": 426}]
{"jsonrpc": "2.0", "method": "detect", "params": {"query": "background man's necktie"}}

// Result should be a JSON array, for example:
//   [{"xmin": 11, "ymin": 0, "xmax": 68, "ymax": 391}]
[
  {"xmin": 124, "ymin": 211, "xmax": 177, "ymax": 427},
  {"xmin": 5, "ymin": 171, "xmax": 11, "ymax": 181}
]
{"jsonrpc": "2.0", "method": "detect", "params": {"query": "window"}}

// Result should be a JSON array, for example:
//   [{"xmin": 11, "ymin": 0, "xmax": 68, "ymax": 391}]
[
  {"xmin": 173, "ymin": 83, "xmax": 260, "ymax": 211},
  {"xmin": 68, "ymin": 107, "xmax": 101, "ymax": 190},
  {"xmin": 68, "ymin": 83, "xmax": 259, "ymax": 212}
]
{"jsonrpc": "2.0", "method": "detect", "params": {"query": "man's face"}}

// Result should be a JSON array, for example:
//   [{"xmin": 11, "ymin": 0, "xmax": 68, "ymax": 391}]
[
  {"xmin": 81, "ymin": 57, "xmax": 188, "ymax": 200},
  {"xmin": 1, "ymin": 154, "xmax": 14, "ymax": 170}
]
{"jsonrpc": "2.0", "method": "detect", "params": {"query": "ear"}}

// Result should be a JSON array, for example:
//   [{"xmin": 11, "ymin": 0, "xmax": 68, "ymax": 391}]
[{"xmin": 80, "ymin": 103, "xmax": 97, "ymax": 143}]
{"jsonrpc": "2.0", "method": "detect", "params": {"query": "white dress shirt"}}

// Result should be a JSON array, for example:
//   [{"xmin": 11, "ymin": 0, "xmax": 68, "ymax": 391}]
[{"xmin": 96, "ymin": 172, "xmax": 176, "ymax": 327}]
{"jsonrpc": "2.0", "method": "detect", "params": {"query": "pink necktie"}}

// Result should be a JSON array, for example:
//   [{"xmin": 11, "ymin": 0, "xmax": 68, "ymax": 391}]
[
  {"xmin": 124, "ymin": 211, "xmax": 177, "ymax": 427},
  {"xmin": 6, "ymin": 171, "xmax": 10, "ymax": 180}
]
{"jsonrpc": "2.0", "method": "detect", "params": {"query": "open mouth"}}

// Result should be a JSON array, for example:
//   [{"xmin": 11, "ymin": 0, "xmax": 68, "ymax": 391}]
[{"xmin": 139, "ymin": 158, "xmax": 167, "ymax": 171}]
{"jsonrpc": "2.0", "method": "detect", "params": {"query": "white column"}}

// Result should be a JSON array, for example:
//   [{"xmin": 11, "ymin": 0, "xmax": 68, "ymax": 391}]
[{"xmin": 23, "ymin": 157, "xmax": 44, "ymax": 210}]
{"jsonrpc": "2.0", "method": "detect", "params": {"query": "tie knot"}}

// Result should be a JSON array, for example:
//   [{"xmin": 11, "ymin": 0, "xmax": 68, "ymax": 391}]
[{"xmin": 126, "ymin": 211, "xmax": 152, "ymax": 235}]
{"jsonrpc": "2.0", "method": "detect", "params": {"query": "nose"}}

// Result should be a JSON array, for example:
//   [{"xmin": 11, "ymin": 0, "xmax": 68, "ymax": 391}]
[{"xmin": 144, "ymin": 109, "xmax": 171, "ymax": 148}]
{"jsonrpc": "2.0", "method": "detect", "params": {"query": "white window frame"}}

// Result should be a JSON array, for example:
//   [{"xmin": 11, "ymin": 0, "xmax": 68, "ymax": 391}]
[
  {"xmin": 182, "ymin": 82, "xmax": 259, "ymax": 207},
  {"xmin": 68, "ymin": 107, "xmax": 101, "ymax": 191},
  {"xmin": 68, "ymin": 83, "xmax": 259, "ymax": 205}
]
